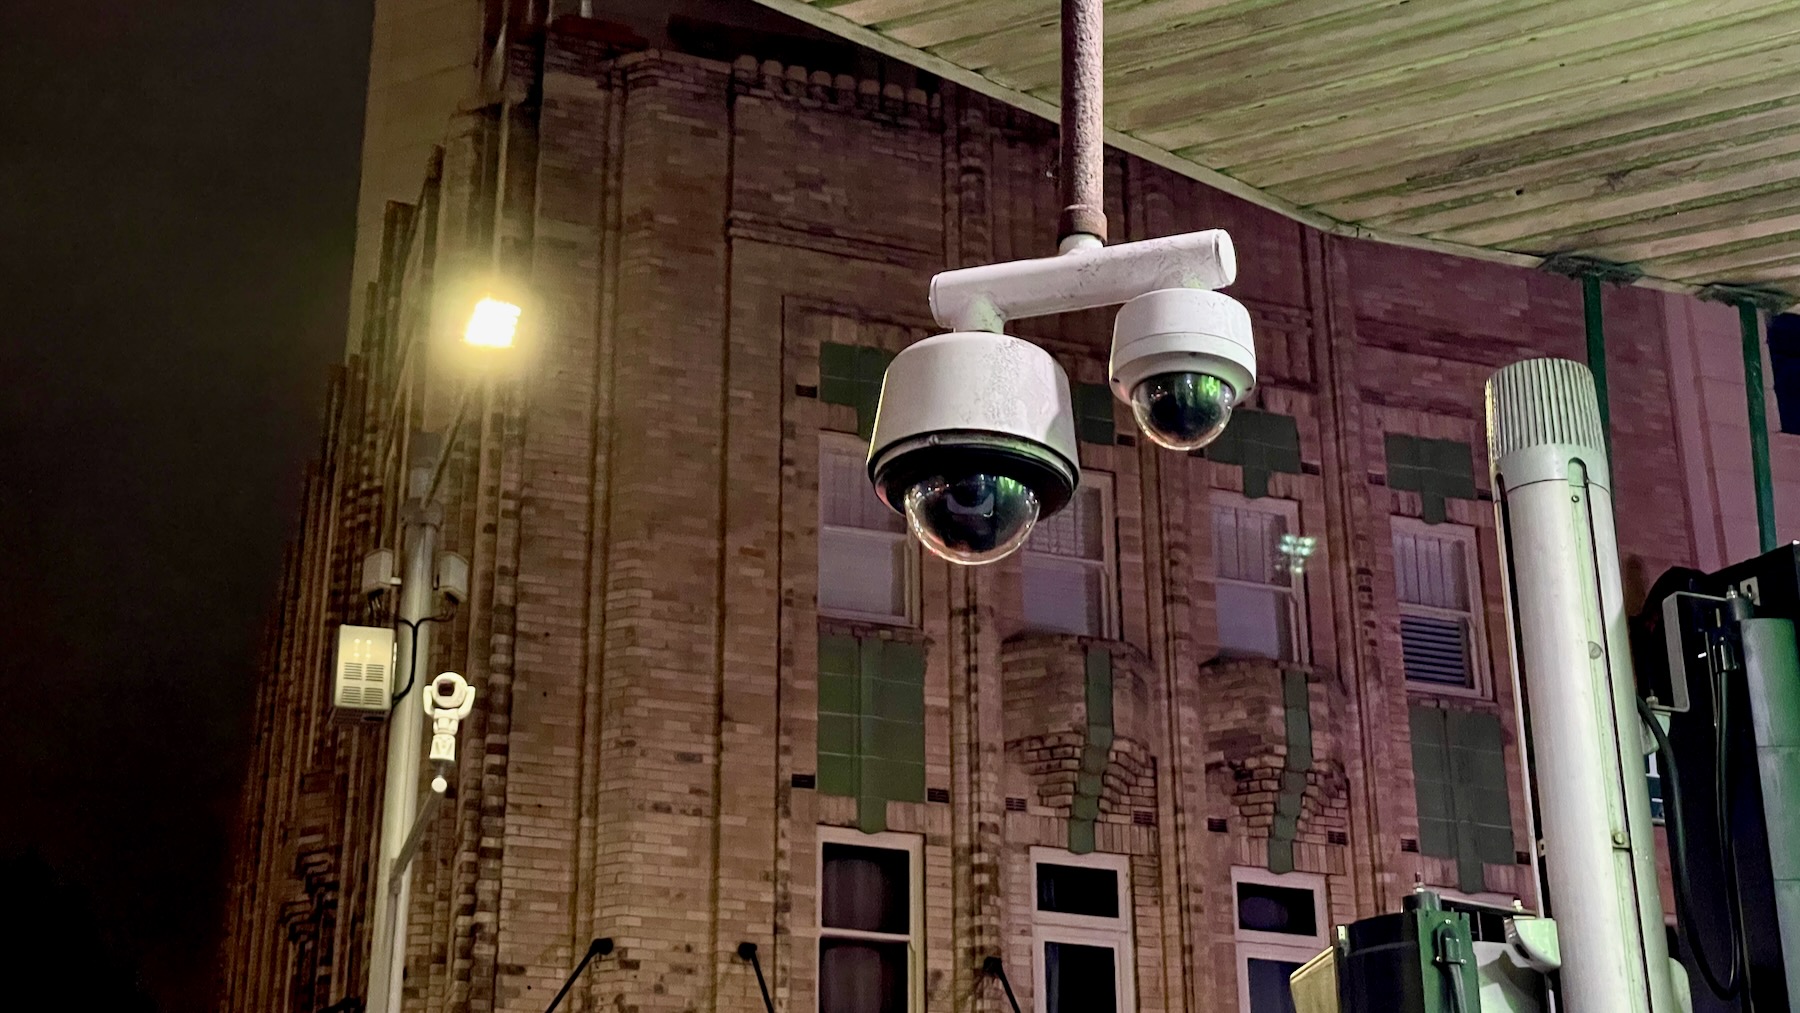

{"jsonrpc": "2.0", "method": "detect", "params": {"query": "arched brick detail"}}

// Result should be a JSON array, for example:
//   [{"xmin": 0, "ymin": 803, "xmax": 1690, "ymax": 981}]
[
  {"xmin": 1002, "ymin": 634, "xmax": 1160, "ymax": 823},
  {"xmin": 1199, "ymin": 657, "xmax": 1349, "ymax": 852}
]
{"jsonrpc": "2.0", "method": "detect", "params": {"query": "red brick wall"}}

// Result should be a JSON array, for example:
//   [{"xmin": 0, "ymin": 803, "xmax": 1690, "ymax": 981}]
[{"xmin": 221, "ymin": 24, "xmax": 1707, "ymax": 1013}]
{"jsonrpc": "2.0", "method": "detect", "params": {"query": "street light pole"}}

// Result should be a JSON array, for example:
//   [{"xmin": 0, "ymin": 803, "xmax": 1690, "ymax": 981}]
[
  {"xmin": 367, "ymin": 439, "xmax": 443, "ymax": 1013},
  {"xmin": 362, "ymin": 288, "xmax": 520, "ymax": 1013}
]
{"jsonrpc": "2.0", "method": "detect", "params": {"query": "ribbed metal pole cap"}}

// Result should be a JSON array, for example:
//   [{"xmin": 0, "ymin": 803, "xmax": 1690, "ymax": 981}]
[{"xmin": 1486, "ymin": 358, "xmax": 1611, "ymax": 487}]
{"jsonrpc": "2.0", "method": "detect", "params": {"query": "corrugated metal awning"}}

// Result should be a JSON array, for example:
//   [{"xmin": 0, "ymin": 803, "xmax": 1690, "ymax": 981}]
[{"xmin": 755, "ymin": 0, "xmax": 1800, "ymax": 302}]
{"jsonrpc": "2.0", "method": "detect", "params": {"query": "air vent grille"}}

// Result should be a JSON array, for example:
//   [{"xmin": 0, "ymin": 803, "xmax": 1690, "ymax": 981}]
[
  {"xmin": 1400, "ymin": 837, "xmax": 1420, "ymax": 853},
  {"xmin": 1327, "ymin": 831, "xmax": 1348, "ymax": 846},
  {"xmin": 1400, "ymin": 615, "xmax": 1471, "ymax": 686},
  {"xmin": 1133, "ymin": 810, "xmax": 1156, "ymax": 827},
  {"xmin": 1005, "ymin": 796, "xmax": 1028, "ymax": 813},
  {"xmin": 1206, "ymin": 817, "xmax": 1228, "ymax": 833}
]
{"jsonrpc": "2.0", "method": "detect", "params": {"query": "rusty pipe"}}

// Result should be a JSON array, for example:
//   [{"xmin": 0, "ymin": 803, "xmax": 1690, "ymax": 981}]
[{"xmin": 1059, "ymin": 0, "xmax": 1106, "ymax": 248}]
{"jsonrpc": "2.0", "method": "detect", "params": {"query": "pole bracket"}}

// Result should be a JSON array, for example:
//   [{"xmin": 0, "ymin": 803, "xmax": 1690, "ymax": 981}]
[
  {"xmin": 1698, "ymin": 283, "xmax": 1793, "ymax": 313},
  {"xmin": 1537, "ymin": 253, "xmax": 1642, "ymax": 285}
]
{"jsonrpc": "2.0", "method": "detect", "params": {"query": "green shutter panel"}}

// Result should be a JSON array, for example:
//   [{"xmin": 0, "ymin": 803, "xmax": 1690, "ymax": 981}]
[
  {"xmin": 1449, "ymin": 710, "xmax": 1515, "ymax": 877},
  {"xmin": 817, "ymin": 633, "xmax": 861, "ymax": 798},
  {"xmin": 1203, "ymin": 409, "xmax": 1303, "ymax": 499},
  {"xmin": 1074, "ymin": 382, "xmax": 1117, "ymax": 445},
  {"xmin": 1409, "ymin": 706, "xmax": 1457, "ymax": 860},
  {"xmin": 819, "ymin": 342, "xmax": 894, "ymax": 440}
]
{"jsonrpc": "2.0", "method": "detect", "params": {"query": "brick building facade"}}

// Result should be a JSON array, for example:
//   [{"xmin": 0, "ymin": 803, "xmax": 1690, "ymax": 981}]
[{"xmin": 221, "ymin": 11, "xmax": 1751, "ymax": 1013}]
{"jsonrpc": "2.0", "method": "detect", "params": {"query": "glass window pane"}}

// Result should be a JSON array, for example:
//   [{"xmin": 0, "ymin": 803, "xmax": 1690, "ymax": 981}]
[
  {"xmin": 820, "ymin": 527, "xmax": 907, "ymax": 619},
  {"xmin": 1393, "ymin": 529, "xmax": 1469, "ymax": 611},
  {"xmin": 1029, "ymin": 483, "xmax": 1105, "ymax": 560},
  {"xmin": 1235, "ymin": 883, "xmax": 1317, "ymax": 937},
  {"xmin": 821, "ymin": 442, "xmax": 903, "ymax": 532},
  {"xmin": 820, "ymin": 939, "xmax": 907, "ymax": 1013},
  {"xmin": 1036, "ymin": 863, "xmax": 1120, "ymax": 918},
  {"xmin": 1215, "ymin": 504, "xmax": 1291, "ymax": 588},
  {"xmin": 1022, "ymin": 555, "xmax": 1104, "ymax": 636},
  {"xmin": 1245, "ymin": 957, "xmax": 1302, "ymax": 1013},
  {"xmin": 821, "ymin": 844, "xmax": 909, "ymax": 934},
  {"xmin": 1044, "ymin": 942, "xmax": 1117, "ymax": 1013},
  {"xmin": 1216, "ymin": 583, "xmax": 1293, "ymax": 661}
]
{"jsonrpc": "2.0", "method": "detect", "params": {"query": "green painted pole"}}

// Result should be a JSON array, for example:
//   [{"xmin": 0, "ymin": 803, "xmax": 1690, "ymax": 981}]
[
  {"xmin": 1740, "ymin": 301, "xmax": 1779, "ymax": 552},
  {"xmin": 1582, "ymin": 274, "xmax": 1611, "ymax": 454}
]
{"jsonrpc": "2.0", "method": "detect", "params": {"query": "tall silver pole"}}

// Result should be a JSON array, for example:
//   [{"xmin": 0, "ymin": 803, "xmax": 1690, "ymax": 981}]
[
  {"xmin": 1487, "ymin": 359, "xmax": 1675, "ymax": 1012},
  {"xmin": 367, "ymin": 440, "xmax": 442, "ymax": 1013}
]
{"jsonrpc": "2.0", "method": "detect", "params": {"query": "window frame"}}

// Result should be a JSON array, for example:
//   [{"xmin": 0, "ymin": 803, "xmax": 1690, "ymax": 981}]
[
  {"xmin": 1231, "ymin": 867, "xmax": 1328, "ymax": 1013},
  {"xmin": 1210, "ymin": 492, "xmax": 1310, "ymax": 664},
  {"xmin": 817, "ymin": 432, "xmax": 919, "ymax": 627},
  {"xmin": 1391, "ymin": 516, "xmax": 1490, "ymax": 699},
  {"xmin": 1029, "ymin": 847, "xmax": 1136, "ymax": 1013},
  {"xmin": 816, "ymin": 826, "xmax": 924, "ymax": 1013},
  {"xmin": 1019, "ymin": 469, "xmax": 1119, "ymax": 640}
]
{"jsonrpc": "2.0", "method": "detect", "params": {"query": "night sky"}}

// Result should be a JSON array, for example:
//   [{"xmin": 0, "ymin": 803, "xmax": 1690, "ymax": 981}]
[{"xmin": 0, "ymin": 2, "xmax": 370, "ymax": 1008}]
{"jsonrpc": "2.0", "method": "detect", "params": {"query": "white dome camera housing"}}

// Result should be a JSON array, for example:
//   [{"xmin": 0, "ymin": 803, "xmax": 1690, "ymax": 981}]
[
  {"xmin": 1109, "ymin": 288, "xmax": 1255, "ymax": 451},
  {"xmin": 867, "ymin": 331, "xmax": 1080, "ymax": 565},
  {"xmin": 424, "ymin": 671, "xmax": 474, "ymax": 718}
]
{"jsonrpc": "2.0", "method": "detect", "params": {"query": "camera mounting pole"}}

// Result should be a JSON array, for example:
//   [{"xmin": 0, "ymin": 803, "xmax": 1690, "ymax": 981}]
[
  {"xmin": 1059, "ymin": 0, "xmax": 1106, "ymax": 251},
  {"xmin": 928, "ymin": 230, "xmax": 1236, "ymax": 332}
]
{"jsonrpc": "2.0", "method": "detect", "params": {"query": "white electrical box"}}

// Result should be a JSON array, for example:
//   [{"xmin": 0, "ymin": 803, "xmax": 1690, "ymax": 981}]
[
  {"xmin": 333, "ymin": 624, "xmax": 395, "ymax": 722},
  {"xmin": 435, "ymin": 551, "xmax": 470, "ymax": 605},
  {"xmin": 361, "ymin": 549, "xmax": 397, "ymax": 599}
]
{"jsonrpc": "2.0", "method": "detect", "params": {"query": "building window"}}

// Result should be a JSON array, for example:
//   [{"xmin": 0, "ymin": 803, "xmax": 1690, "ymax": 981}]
[
  {"xmin": 1213, "ymin": 495, "xmax": 1306, "ymax": 661},
  {"xmin": 819, "ymin": 435, "xmax": 915, "ymax": 625},
  {"xmin": 1233, "ymin": 867, "xmax": 1327, "ymax": 1013},
  {"xmin": 1021, "ymin": 475, "xmax": 1117, "ymax": 638},
  {"xmin": 1769, "ymin": 313, "xmax": 1800, "ymax": 435},
  {"xmin": 1410, "ymin": 705, "xmax": 1516, "ymax": 893},
  {"xmin": 818, "ymin": 827, "xmax": 921, "ymax": 1013},
  {"xmin": 1030, "ymin": 848, "xmax": 1134, "ymax": 1013},
  {"xmin": 1392, "ymin": 518, "xmax": 1485, "ymax": 695}
]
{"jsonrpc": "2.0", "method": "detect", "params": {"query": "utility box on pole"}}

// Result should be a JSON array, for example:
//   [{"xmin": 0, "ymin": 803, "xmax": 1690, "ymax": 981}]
[
  {"xmin": 333, "ymin": 625, "xmax": 395, "ymax": 722},
  {"xmin": 1634, "ymin": 545, "xmax": 1800, "ymax": 1012}
]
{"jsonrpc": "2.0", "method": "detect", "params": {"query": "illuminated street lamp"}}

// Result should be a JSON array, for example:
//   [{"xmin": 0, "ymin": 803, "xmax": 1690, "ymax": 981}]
[{"xmin": 463, "ymin": 295, "xmax": 522, "ymax": 349}]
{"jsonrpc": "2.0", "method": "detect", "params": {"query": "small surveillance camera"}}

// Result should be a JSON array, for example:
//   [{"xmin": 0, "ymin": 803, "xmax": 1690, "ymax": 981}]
[
  {"xmin": 424, "ymin": 671, "xmax": 474, "ymax": 718},
  {"xmin": 1109, "ymin": 288, "xmax": 1255, "ymax": 451},
  {"xmin": 866, "ymin": 331, "xmax": 1079, "ymax": 565}
]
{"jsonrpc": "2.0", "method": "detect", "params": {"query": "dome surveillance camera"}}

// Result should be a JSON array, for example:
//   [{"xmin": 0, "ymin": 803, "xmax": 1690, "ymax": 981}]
[
  {"xmin": 1109, "ymin": 288, "xmax": 1255, "ymax": 451},
  {"xmin": 867, "ymin": 331, "xmax": 1079, "ymax": 565}
]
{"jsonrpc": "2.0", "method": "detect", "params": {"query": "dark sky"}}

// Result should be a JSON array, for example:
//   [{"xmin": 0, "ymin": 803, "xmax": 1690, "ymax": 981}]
[{"xmin": 0, "ymin": 2, "xmax": 369, "ymax": 1008}]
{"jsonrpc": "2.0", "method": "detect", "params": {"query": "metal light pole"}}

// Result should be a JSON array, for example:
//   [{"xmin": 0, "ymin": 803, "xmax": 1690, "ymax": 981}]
[
  {"xmin": 366, "ymin": 288, "xmax": 520, "ymax": 1013},
  {"xmin": 367, "ymin": 446, "xmax": 443, "ymax": 1013}
]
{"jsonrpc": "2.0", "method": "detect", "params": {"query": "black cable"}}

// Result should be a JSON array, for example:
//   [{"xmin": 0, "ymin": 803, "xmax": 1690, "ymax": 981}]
[
  {"xmin": 392, "ymin": 617, "xmax": 425, "ymax": 704},
  {"xmin": 542, "ymin": 937, "xmax": 612, "ymax": 1013},
  {"xmin": 737, "ymin": 943, "xmax": 777, "ymax": 1013},
  {"xmin": 1710, "ymin": 649, "xmax": 1750, "ymax": 1002},
  {"xmin": 981, "ymin": 957, "xmax": 1023, "ymax": 1013},
  {"xmin": 1637, "ymin": 694, "xmax": 1740, "ymax": 998},
  {"xmin": 1434, "ymin": 922, "xmax": 1470, "ymax": 1013}
]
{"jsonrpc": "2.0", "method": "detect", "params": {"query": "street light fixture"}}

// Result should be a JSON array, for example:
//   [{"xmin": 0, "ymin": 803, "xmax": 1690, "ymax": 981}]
[{"xmin": 463, "ymin": 295, "xmax": 522, "ymax": 349}]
